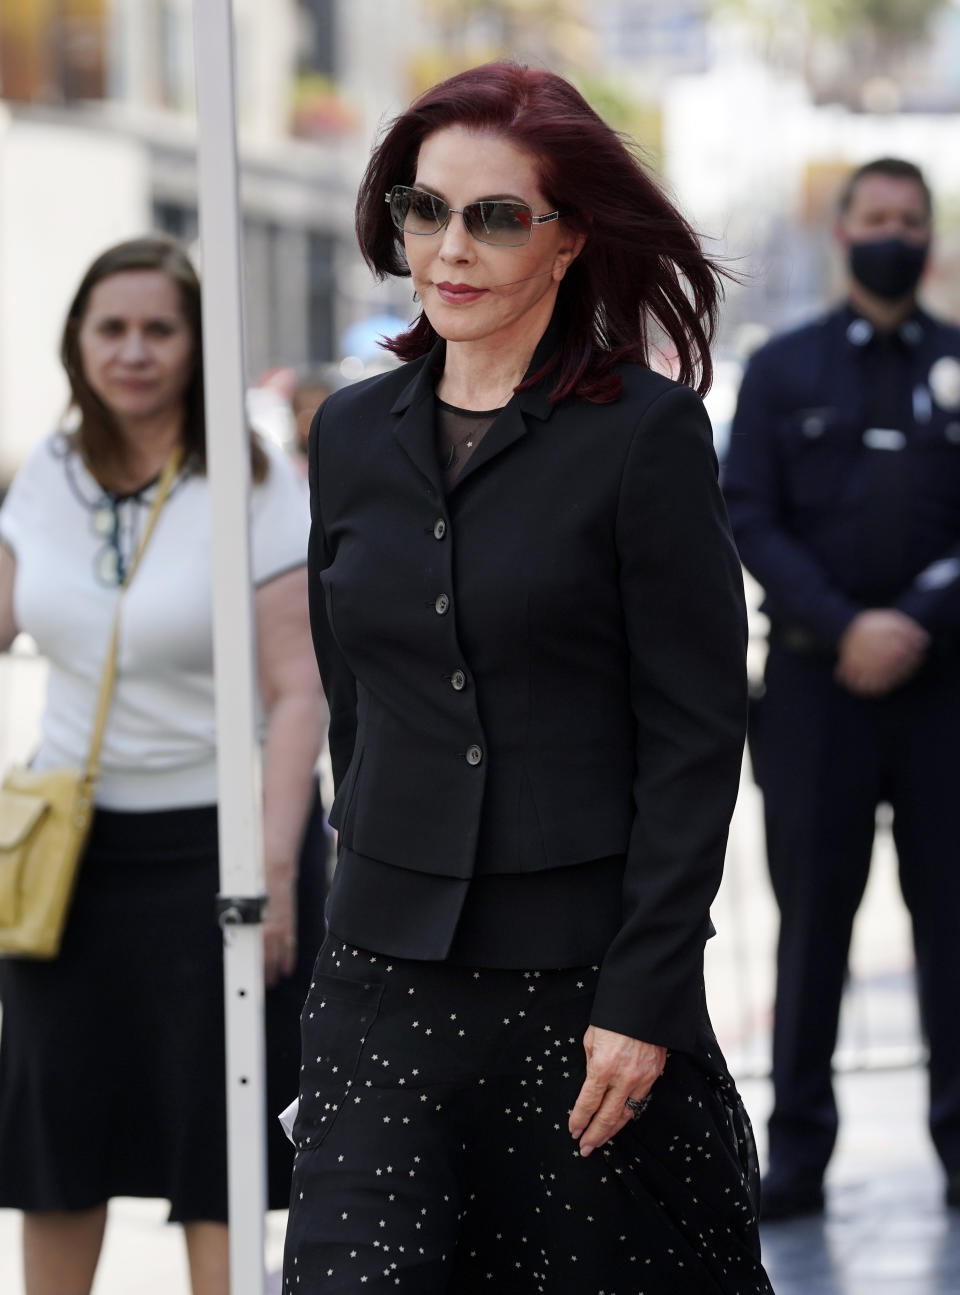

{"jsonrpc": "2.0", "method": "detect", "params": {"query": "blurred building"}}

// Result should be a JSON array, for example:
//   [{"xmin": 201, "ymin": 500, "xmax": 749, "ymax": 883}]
[
  {"xmin": 659, "ymin": 2, "xmax": 960, "ymax": 349},
  {"xmin": 0, "ymin": 0, "xmax": 428, "ymax": 478},
  {"xmin": 2, "ymin": 0, "xmax": 960, "ymax": 476}
]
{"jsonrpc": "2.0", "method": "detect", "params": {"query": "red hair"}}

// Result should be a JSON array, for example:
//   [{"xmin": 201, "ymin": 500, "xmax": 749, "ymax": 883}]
[{"xmin": 356, "ymin": 61, "xmax": 725, "ymax": 402}]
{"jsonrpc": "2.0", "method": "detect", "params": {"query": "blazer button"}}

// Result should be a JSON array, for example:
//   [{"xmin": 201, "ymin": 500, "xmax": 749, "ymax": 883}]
[
  {"xmin": 451, "ymin": 669, "xmax": 466, "ymax": 691},
  {"xmin": 433, "ymin": 518, "xmax": 447, "ymax": 540},
  {"xmin": 465, "ymin": 744, "xmax": 483, "ymax": 766},
  {"xmin": 435, "ymin": 594, "xmax": 450, "ymax": 615}
]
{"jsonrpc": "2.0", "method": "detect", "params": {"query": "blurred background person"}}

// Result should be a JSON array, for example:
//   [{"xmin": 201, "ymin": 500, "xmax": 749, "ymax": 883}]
[
  {"xmin": 247, "ymin": 365, "xmax": 347, "ymax": 480},
  {"xmin": 724, "ymin": 158, "xmax": 960, "ymax": 1220},
  {"xmin": 245, "ymin": 366, "xmax": 300, "ymax": 466},
  {"xmin": 290, "ymin": 366, "xmax": 344, "ymax": 477},
  {"xmin": 0, "ymin": 234, "xmax": 327, "ymax": 1295}
]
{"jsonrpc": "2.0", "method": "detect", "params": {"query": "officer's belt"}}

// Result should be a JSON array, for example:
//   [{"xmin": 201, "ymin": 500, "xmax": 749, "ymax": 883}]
[
  {"xmin": 768, "ymin": 624, "xmax": 835, "ymax": 657},
  {"xmin": 769, "ymin": 622, "xmax": 960, "ymax": 667}
]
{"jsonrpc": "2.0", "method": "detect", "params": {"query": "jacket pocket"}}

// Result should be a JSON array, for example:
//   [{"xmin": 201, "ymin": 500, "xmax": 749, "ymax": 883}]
[{"xmin": 292, "ymin": 970, "xmax": 383, "ymax": 1152}]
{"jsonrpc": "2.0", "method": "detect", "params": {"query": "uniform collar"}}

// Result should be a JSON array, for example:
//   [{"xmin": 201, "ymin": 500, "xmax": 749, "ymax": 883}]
[{"xmin": 841, "ymin": 302, "xmax": 927, "ymax": 350}]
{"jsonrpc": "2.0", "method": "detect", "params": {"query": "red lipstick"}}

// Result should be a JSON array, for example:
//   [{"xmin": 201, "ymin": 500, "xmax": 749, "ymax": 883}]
[{"xmin": 435, "ymin": 282, "xmax": 488, "ymax": 304}]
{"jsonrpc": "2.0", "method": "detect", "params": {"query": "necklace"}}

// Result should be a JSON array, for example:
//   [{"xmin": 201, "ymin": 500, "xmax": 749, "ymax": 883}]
[
  {"xmin": 436, "ymin": 397, "xmax": 507, "ymax": 473},
  {"xmin": 440, "ymin": 421, "xmax": 484, "ymax": 465}
]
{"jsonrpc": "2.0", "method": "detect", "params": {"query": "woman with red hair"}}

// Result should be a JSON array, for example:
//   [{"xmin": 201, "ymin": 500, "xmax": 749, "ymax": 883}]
[{"xmin": 284, "ymin": 62, "xmax": 770, "ymax": 1292}]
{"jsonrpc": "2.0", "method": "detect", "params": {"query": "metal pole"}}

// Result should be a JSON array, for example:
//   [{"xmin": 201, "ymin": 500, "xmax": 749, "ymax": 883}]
[{"xmin": 192, "ymin": 3, "xmax": 267, "ymax": 1292}]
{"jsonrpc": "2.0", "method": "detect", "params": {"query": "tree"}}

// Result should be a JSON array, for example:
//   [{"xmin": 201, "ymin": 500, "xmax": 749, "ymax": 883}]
[{"xmin": 803, "ymin": 0, "xmax": 947, "ymax": 42}]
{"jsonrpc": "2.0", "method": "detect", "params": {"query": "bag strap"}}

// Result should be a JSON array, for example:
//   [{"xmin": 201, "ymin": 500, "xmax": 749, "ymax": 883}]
[{"xmin": 82, "ymin": 446, "xmax": 184, "ymax": 786}]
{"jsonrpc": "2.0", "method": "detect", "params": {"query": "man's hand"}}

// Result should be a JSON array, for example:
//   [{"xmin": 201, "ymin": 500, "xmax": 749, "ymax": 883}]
[
  {"xmin": 835, "ymin": 610, "xmax": 929, "ymax": 696},
  {"xmin": 568, "ymin": 1026, "xmax": 667, "ymax": 1157}
]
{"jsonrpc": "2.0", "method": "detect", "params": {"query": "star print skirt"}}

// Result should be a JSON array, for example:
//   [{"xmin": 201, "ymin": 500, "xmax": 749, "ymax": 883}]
[{"xmin": 283, "ymin": 939, "xmax": 772, "ymax": 1294}]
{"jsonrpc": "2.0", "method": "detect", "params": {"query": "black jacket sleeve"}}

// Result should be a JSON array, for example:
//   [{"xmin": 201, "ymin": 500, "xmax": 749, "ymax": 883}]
[
  {"xmin": 307, "ymin": 403, "xmax": 357, "ymax": 793},
  {"xmin": 723, "ymin": 353, "xmax": 863, "ymax": 643},
  {"xmin": 589, "ymin": 385, "xmax": 748, "ymax": 1052},
  {"xmin": 893, "ymin": 542, "xmax": 960, "ymax": 632}
]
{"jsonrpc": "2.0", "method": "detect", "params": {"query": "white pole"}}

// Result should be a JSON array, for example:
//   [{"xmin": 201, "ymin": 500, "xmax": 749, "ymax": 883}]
[{"xmin": 192, "ymin": 3, "xmax": 268, "ymax": 1293}]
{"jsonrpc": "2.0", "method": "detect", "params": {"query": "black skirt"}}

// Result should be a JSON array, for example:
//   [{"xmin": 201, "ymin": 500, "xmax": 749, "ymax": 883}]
[
  {"xmin": 0, "ymin": 794, "xmax": 327, "ymax": 1222},
  {"xmin": 283, "ymin": 938, "xmax": 772, "ymax": 1294}
]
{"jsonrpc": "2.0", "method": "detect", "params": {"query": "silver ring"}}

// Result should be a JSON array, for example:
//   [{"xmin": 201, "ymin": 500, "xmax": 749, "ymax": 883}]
[{"xmin": 625, "ymin": 1095, "xmax": 651, "ymax": 1119}]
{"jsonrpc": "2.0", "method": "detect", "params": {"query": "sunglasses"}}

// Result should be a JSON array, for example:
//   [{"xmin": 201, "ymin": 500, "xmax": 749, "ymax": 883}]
[{"xmin": 386, "ymin": 185, "xmax": 560, "ymax": 248}]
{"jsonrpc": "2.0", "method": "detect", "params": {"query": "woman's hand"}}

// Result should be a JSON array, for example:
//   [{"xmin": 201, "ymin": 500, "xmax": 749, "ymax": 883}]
[
  {"xmin": 568, "ymin": 1026, "xmax": 667, "ymax": 1157},
  {"xmin": 263, "ymin": 869, "xmax": 297, "ymax": 988}
]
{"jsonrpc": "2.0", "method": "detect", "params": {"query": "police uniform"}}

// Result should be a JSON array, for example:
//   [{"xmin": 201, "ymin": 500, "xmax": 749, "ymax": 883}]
[{"xmin": 724, "ymin": 304, "xmax": 960, "ymax": 1197}]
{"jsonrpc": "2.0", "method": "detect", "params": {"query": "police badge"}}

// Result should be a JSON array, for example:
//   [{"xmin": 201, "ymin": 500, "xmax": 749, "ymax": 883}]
[{"xmin": 928, "ymin": 356, "xmax": 960, "ymax": 411}]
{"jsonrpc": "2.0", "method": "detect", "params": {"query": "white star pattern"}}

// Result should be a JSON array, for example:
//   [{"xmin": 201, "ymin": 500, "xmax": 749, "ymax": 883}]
[{"xmin": 284, "ymin": 939, "xmax": 766, "ymax": 1293}]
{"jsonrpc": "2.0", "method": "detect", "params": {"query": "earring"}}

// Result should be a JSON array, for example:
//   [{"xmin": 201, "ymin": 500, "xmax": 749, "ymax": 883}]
[{"xmin": 412, "ymin": 290, "xmax": 420, "ymax": 303}]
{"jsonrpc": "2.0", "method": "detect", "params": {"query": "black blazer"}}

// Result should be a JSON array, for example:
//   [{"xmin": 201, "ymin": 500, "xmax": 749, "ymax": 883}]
[{"xmin": 308, "ymin": 333, "xmax": 747, "ymax": 1052}]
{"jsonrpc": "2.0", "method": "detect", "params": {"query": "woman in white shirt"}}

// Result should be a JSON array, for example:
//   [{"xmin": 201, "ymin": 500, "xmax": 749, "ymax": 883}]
[{"xmin": 0, "ymin": 235, "xmax": 326, "ymax": 1295}]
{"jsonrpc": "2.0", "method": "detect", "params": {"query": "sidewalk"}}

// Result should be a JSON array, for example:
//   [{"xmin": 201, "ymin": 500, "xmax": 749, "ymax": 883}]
[
  {"xmin": 745, "ymin": 1061, "xmax": 960, "ymax": 1294},
  {"xmin": 711, "ymin": 775, "xmax": 960, "ymax": 1294}
]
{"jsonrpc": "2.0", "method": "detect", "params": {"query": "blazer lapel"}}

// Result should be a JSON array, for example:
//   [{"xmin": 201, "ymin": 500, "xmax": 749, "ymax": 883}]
[{"xmin": 390, "ymin": 345, "xmax": 444, "ymax": 493}]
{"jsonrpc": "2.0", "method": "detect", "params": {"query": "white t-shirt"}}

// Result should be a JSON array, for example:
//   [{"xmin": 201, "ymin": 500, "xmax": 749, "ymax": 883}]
[{"xmin": 0, "ymin": 433, "xmax": 309, "ymax": 810}]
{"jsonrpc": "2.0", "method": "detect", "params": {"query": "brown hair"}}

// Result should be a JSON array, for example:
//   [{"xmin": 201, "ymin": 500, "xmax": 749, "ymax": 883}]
[
  {"xmin": 60, "ymin": 234, "xmax": 267, "ymax": 483},
  {"xmin": 356, "ymin": 61, "xmax": 727, "ymax": 401}
]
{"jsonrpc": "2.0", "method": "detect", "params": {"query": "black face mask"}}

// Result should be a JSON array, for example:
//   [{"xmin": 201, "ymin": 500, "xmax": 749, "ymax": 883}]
[{"xmin": 848, "ymin": 237, "xmax": 929, "ymax": 301}]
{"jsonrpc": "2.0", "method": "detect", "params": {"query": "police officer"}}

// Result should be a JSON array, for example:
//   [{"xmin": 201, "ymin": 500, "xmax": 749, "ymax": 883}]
[{"xmin": 724, "ymin": 158, "xmax": 960, "ymax": 1220}]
